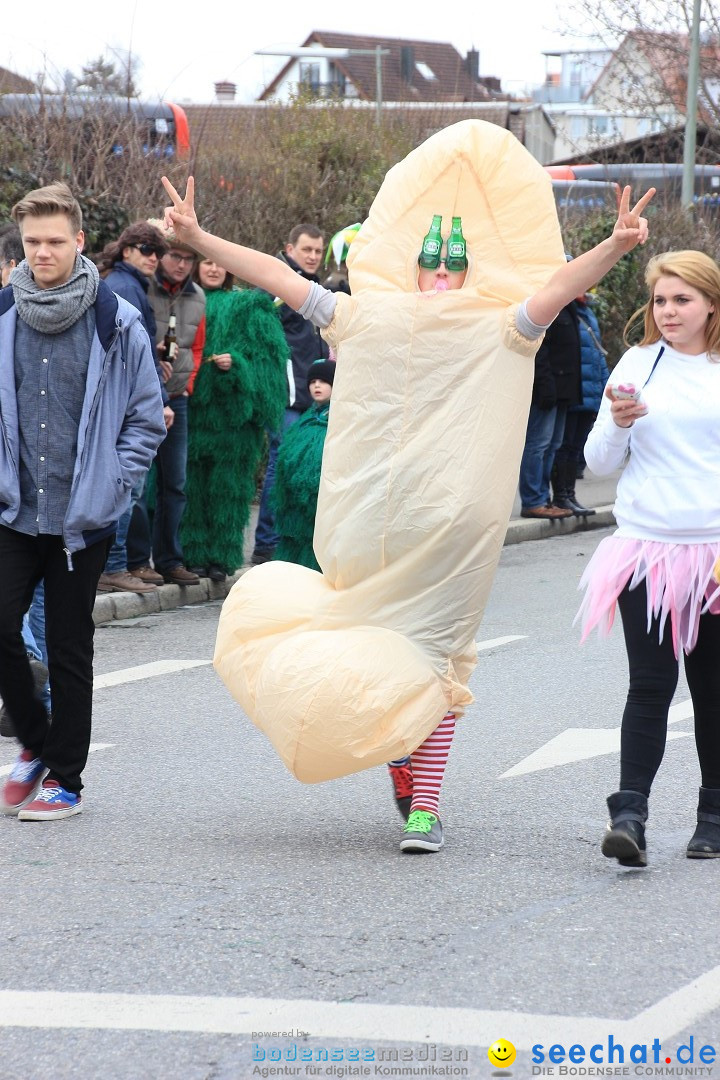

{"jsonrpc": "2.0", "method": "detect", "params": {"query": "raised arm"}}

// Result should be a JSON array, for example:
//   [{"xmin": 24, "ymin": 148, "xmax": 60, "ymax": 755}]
[
  {"xmin": 526, "ymin": 186, "xmax": 655, "ymax": 327},
  {"xmin": 161, "ymin": 176, "xmax": 312, "ymax": 311}
]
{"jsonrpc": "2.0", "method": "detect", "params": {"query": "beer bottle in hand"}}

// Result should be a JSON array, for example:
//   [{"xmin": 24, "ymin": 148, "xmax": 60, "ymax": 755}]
[{"xmin": 163, "ymin": 313, "xmax": 179, "ymax": 363}]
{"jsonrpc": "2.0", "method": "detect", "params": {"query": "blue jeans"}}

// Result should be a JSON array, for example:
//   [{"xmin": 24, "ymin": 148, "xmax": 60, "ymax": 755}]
[
  {"xmin": 25, "ymin": 581, "xmax": 51, "ymax": 712},
  {"xmin": 519, "ymin": 403, "xmax": 569, "ymax": 509},
  {"xmin": 22, "ymin": 615, "xmax": 41, "ymax": 660},
  {"xmin": 27, "ymin": 580, "xmax": 46, "ymax": 662},
  {"xmin": 129, "ymin": 396, "xmax": 188, "ymax": 572},
  {"xmin": 253, "ymin": 407, "xmax": 301, "ymax": 552},
  {"xmin": 104, "ymin": 476, "xmax": 147, "ymax": 574}
]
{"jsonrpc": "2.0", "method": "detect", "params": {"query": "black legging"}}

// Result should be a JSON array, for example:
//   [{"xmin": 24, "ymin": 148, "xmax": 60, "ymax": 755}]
[{"xmin": 618, "ymin": 581, "xmax": 720, "ymax": 796}]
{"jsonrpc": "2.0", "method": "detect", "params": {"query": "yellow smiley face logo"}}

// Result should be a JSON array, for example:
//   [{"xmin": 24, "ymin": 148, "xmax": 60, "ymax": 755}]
[{"xmin": 488, "ymin": 1039, "xmax": 516, "ymax": 1069}]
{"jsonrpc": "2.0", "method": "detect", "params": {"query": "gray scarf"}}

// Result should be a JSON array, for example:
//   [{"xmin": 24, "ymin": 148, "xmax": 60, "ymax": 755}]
[{"xmin": 10, "ymin": 254, "xmax": 99, "ymax": 334}]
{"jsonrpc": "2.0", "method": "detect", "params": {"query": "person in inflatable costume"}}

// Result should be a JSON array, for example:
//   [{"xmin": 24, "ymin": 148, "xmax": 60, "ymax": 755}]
[{"xmin": 162, "ymin": 120, "xmax": 653, "ymax": 854}]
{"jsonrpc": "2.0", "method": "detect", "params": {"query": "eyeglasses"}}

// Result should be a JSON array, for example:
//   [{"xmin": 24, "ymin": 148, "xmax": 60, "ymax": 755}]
[
  {"xmin": 132, "ymin": 244, "xmax": 163, "ymax": 257},
  {"xmin": 165, "ymin": 251, "xmax": 195, "ymax": 265}
]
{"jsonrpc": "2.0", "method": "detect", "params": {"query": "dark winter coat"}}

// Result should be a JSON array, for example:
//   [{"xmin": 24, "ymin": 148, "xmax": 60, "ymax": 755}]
[
  {"xmin": 276, "ymin": 251, "xmax": 329, "ymax": 415},
  {"xmin": 531, "ymin": 301, "xmax": 581, "ymax": 410}
]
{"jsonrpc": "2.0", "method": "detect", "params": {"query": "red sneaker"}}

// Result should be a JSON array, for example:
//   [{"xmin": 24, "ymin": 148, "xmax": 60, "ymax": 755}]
[
  {"xmin": 18, "ymin": 780, "xmax": 82, "ymax": 821},
  {"xmin": 387, "ymin": 759, "xmax": 413, "ymax": 821},
  {"xmin": 1, "ymin": 749, "xmax": 47, "ymax": 815}
]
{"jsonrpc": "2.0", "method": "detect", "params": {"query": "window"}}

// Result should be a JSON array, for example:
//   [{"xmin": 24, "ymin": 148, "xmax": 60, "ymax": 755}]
[
  {"xmin": 415, "ymin": 61, "xmax": 437, "ymax": 81},
  {"xmin": 298, "ymin": 62, "xmax": 321, "ymax": 94}
]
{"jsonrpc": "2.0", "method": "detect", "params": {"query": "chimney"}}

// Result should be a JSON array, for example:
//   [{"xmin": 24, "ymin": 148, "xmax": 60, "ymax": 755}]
[
  {"xmin": 214, "ymin": 80, "xmax": 237, "ymax": 103},
  {"xmin": 400, "ymin": 46, "xmax": 415, "ymax": 84},
  {"xmin": 466, "ymin": 49, "xmax": 479, "ymax": 81}
]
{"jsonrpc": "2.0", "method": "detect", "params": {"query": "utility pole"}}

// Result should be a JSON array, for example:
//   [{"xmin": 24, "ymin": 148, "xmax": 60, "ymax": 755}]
[{"xmin": 681, "ymin": 0, "xmax": 702, "ymax": 210}]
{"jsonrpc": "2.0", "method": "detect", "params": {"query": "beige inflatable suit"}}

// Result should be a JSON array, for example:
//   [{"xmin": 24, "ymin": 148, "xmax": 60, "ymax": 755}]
[{"xmin": 214, "ymin": 119, "xmax": 565, "ymax": 782}]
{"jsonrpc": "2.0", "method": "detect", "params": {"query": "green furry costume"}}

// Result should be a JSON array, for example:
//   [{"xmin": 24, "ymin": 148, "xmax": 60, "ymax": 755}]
[
  {"xmin": 181, "ymin": 288, "xmax": 288, "ymax": 573},
  {"xmin": 271, "ymin": 401, "xmax": 330, "ymax": 572}
]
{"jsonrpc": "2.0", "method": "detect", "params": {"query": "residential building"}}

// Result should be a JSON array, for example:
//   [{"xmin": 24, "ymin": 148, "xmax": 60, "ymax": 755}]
[
  {"xmin": 0, "ymin": 66, "xmax": 36, "ymax": 95},
  {"xmin": 258, "ymin": 31, "xmax": 497, "ymax": 104}
]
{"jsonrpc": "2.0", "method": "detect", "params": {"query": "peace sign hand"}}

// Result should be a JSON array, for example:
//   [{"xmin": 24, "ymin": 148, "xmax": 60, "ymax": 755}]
[
  {"xmin": 161, "ymin": 175, "xmax": 200, "ymax": 245},
  {"xmin": 611, "ymin": 185, "xmax": 655, "ymax": 254}
]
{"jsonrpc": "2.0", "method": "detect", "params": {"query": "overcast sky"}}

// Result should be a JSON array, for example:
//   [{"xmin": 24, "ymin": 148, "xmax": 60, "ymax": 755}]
[{"xmin": 3, "ymin": 1, "xmax": 596, "ymax": 104}]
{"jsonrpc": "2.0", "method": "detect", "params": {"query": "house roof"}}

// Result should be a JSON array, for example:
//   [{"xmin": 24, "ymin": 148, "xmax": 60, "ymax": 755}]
[
  {"xmin": 553, "ymin": 122, "xmax": 720, "ymax": 166},
  {"xmin": 587, "ymin": 30, "xmax": 720, "ymax": 121},
  {"xmin": 258, "ymin": 30, "xmax": 492, "ymax": 103},
  {"xmin": 0, "ymin": 66, "xmax": 36, "ymax": 95}
]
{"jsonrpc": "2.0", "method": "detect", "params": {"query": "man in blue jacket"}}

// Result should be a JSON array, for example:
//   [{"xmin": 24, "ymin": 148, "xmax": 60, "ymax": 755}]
[
  {"xmin": 0, "ymin": 182, "xmax": 166, "ymax": 821},
  {"xmin": 250, "ymin": 224, "xmax": 328, "ymax": 565},
  {"xmin": 95, "ymin": 220, "xmax": 175, "ymax": 594}
]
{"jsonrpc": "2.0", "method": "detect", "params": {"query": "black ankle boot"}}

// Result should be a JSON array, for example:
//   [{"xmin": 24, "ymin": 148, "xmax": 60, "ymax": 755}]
[
  {"xmin": 565, "ymin": 491, "xmax": 595, "ymax": 515},
  {"xmin": 552, "ymin": 460, "xmax": 595, "ymax": 515},
  {"xmin": 601, "ymin": 790, "xmax": 648, "ymax": 866},
  {"xmin": 686, "ymin": 788, "xmax": 720, "ymax": 858}
]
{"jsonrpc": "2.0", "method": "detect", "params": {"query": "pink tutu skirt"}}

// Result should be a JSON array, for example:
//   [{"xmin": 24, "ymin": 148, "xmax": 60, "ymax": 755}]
[{"xmin": 576, "ymin": 536, "xmax": 720, "ymax": 657}]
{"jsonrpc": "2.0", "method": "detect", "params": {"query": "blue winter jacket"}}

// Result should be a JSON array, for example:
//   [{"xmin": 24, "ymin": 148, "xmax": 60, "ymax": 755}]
[
  {"xmin": 571, "ymin": 300, "xmax": 610, "ymax": 415},
  {"xmin": 104, "ymin": 260, "xmax": 170, "ymax": 406},
  {"xmin": 0, "ymin": 279, "xmax": 166, "ymax": 555}
]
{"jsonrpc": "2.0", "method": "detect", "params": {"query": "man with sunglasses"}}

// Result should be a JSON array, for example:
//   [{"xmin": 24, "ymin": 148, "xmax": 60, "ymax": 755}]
[
  {"xmin": 127, "ymin": 224, "xmax": 206, "ymax": 587},
  {"xmin": 95, "ymin": 222, "xmax": 176, "ymax": 593}
]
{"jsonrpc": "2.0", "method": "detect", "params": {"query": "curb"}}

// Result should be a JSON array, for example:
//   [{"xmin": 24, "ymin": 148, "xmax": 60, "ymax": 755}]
[
  {"xmin": 504, "ymin": 504, "xmax": 615, "ymax": 546},
  {"xmin": 92, "ymin": 569, "xmax": 245, "ymax": 626},
  {"xmin": 93, "ymin": 506, "xmax": 616, "ymax": 626}
]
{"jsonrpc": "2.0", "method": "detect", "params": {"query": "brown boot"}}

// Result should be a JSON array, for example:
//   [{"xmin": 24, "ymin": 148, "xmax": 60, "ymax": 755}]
[
  {"xmin": 128, "ymin": 565, "xmax": 165, "ymax": 586},
  {"xmin": 97, "ymin": 571, "xmax": 157, "ymax": 593},
  {"xmin": 520, "ymin": 505, "xmax": 572, "ymax": 519}
]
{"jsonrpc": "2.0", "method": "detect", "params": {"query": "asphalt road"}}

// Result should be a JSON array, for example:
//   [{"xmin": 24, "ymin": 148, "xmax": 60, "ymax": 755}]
[{"xmin": 1, "ymin": 526, "xmax": 719, "ymax": 1080}]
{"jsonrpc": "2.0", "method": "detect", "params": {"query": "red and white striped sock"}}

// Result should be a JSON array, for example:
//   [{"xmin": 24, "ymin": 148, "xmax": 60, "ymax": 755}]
[{"xmin": 410, "ymin": 712, "xmax": 456, "ymax": 817}]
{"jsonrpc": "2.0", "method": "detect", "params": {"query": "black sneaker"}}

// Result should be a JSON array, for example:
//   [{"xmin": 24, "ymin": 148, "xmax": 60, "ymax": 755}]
[
  {"xmin": 251, "ymin": 548, "xmax": 275, "ymax": 566},
  {"xmin": 207, "ymin": 564, "xmax": 227, "ymax": 582}
]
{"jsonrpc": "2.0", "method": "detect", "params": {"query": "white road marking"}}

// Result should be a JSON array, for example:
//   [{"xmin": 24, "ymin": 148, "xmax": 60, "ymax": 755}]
[
  {"xmin": 0, "ymin": 963, "xmax": 719, "ymax": 1043},
  {"xmin": 36, "ymin": 642, "xmax": 522, "ymax": 699},
  {"xmin": 475, "ymin": 635, "xmax": 526, "ymax": 651},
  {"xmin": 94, "ymin": 659, "xmax": 211, "ymax": 689},
  {"xmin": 0, "ymin": 743, "xmax": 114, "ymax": 778},
  {"xmin": 501, "ymin": 700, "xmax": 695, "ymax": 778}
]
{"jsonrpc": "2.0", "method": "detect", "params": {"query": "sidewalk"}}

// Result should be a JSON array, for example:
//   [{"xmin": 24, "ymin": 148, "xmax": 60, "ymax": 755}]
[
  {"xmin": 93, "ymin": 471, "xmax": 620, "ymax": 626},
  {"xmin": 505, "ymin": 468, "xmax": 619, "ymax": 545}
]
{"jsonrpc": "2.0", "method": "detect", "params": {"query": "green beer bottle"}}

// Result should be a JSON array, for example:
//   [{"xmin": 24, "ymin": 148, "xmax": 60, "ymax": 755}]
[
  {"xmin": 418, "ymin": 214, "xmax": 443, "ymax": 269},
  {"xmin": 445, "ymin": 216, "xmax": 468, "ymax": 272}
]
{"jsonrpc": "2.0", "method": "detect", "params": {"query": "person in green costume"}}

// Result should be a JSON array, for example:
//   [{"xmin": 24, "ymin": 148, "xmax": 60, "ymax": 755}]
[
  {"xmin": 271, "ymin": 359, "xmax": 335, "ymax": 572},
  {"xmin": 181, "ymin": 259, "xmax": 289, "ymax": 581}
]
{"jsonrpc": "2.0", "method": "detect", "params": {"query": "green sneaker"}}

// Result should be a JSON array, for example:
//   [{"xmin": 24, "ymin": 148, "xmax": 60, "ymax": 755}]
[{"xmin": 400, "ymin": 809, "xmax": 443, "ymax": 853}]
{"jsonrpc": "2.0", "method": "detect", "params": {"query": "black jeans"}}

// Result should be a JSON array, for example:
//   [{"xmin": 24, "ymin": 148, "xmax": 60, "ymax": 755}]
[
  {"xmin": 128, "ymin": 395, "xmax": 188, "ymax": 573},
  {"xmin": 0, "ymin": 527, "xmax": 109, "ymax": 793},
  {"xmin": 554, "ymin": 410, "xmax": 595, "ymax": 469},
  {"xmin": 618, "ymin": 581, "xmax": 720, "ymax": 796}
]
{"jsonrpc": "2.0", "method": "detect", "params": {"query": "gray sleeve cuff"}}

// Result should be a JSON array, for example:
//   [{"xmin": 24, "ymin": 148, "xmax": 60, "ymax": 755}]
[
  {"xmin": 515, "ymin": 299, "xmax": 551, "ymax": 340},
  {"xmin": 297, "ymin": 281, "xmax": 338, "ymax": 328}
]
